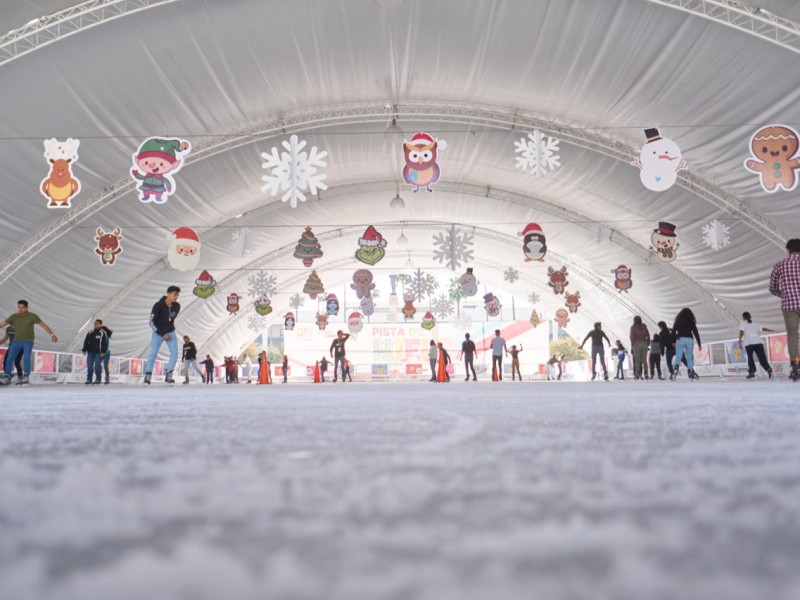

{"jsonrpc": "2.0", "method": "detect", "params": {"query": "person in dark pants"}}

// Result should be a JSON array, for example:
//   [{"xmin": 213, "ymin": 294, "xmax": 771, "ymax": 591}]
[
  {"xmin": 282, "ymin": 355, "xmax": 289, "ymax": 383},
  {"xmin": 459, "ymin": 333, "xmax": 478, "ymax": 381},
  {"xmin": 437, "ymin": 342, "xmax": 451, "ymax": 382},
  {"xmin": 738, "ymin": 311, "xmax": 774, "ymax": 379},
  {"xmin": 427, "ymin": 340, "xmax": 438, "ymax": 381},
  {"xmin": 100, "ymin": 323, "xmax": 113, "ymax": 384},
  {"xmin": 320, "ymin": 356, "xmax": 329, "ymax": 382},
  {"xmin": 580, "ymin": 322, "xmax": 611, "ymax": 381},
  {"xmin": 657, "ymin": 321, "xmax": 676, "ymax": 376},
  {"xmin": 0, "ymin": 326, "xmax": 23, "ymax": 382},
  {"xmin": 490, "ymin": 329, "xmax": 508, "ymax": 381},
  {"xmin": 329, "ymin": 330, "xmax": 350, "ymax": 382},
  {"xmin": 81, "ymin": 319, "xmax": 109, "ymax": 385},
  {"xmin": 343, "ymin": 358, "xmax": 353, "ymax": 382},
  {"xmin": 202, "ymin": 354, "xmax": 214, "ymax": 384}
]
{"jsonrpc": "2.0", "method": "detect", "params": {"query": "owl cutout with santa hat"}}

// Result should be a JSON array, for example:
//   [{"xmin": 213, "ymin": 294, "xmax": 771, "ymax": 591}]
[
  {"xmin": 167, "ymin": 227, "xmax": 201, "ymax": 271},
  {"xmin": 402, "ymin": 132, "xmax": 446, "ymax": 193},
  {"xmin": 520, "ymin": 223, "xmax": 547, "ymax": 262}
]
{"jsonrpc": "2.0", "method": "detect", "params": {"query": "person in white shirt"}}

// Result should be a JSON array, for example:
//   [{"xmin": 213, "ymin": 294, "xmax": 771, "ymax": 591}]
[
  {"xmin": 738, "ymin": 311, "xmax": 774, "ymax": 379},
  {"xmin": 490, "ymin": 329, "xmax": 508, "ymax": 381}
]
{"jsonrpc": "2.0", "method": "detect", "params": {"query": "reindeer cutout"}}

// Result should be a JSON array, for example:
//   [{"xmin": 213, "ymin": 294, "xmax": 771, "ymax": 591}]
[{"xmin": 95, "ymin": 227, "xmax": 123, "ymax": 266}]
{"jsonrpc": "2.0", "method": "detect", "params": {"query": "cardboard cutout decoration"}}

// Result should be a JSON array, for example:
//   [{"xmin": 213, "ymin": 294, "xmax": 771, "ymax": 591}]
[
  {"xmin": 612, "ymin": 264, "xmax": 632, "ymax": 293},
  {"xmin": 193, "ymin": 270, "xmax": 217, "ymax": 299},
  {"xmin": 294, "ymin": 226, "xmax": 323, "ymax": 267},
  {"xmin": 360, "ymin": 296, "xmax": 375, "ymax": 317},
  {"xmin": 402, "ymin": 293, "xmax": 416, "ymax": 320},
  {"xmin": 254, "ymin": 293, "xmax": 272, "ymax": 316},
  {"xmin": 131, "ymin": 137, "xmax": 190, "ymax": 203},
  {"xmin": 325, "ymin": 293, "xmax": 339, "ymax": 316},
  {"xmin": 303, "ymin": 270, "xmax": 324, "ymax": 299},
  {"xmin": 284, "ymin": 312, "xmax": 296, "ymax": 331},
  {"xmin": 744, "ymin": 124, "xmax": 800, "ymax": 192},
  {"xmin": 520, "ymin": 223, "xmax": 547, "ymax": 262},
  {"xmin": 554, "ymin": 308, "xmax": 570, "ymax": 329},
  {"xmin": 226, "ymin": 293, "xmax": 241, "ymax": 315},
  {"xmin": 355, "ymin": 226, "xmax": 388, "ymax": 265},
  {"xmin": 483, "ymin": 292, "xmax": 501, "ymax": 317},
  {"xmin": 632, "ymin": 128, "xmax": 686, "ymax": 191},
  {"xmin": 565, "ymin": 291, "xmax": 581, "ymax": 313},
  {"xmin": 351, "ymin": 269, "xmax": 375, "ymax": 299},
  {"xmin": 458, "ymin": 267, "xmax": 478, "ymax": 297},
  {"xmin": 420, "ymin": 311, "xmax": 436, "ymax": 330},
  {"xmin": 389, "ymin": 275, "xmax": 399, "ymax": 322},
  {"xmin": 348, "ymin": 312, "xmax": 364, "ymax": 336},
  {"xmin": 41, "ymin": 138, "xmax": 80, "ymax": 208},
  {"xmin": 167, "ymin": 227, "xmax": 201, "ymax": 271},
  {"xmin": 650, "ymin": 222, "xmax": 679, "ymax": 263},
  {"xmin": 316, "ymin": 313, "xmax": 329, "ymax": 331},
  {"xmin": 547, "ymin": 266, "xmax": 569, "ymax": 295},
  {"xmin": 94, "ymin": 227, "xmax": 123, "ymax": 266},
  {"xmin": 529, "ymin": 309, "xmax": 542, "ymax": 327},
  {"xmin": 402, "ymin": 132, "xmax": 446, "ymax": 193}
]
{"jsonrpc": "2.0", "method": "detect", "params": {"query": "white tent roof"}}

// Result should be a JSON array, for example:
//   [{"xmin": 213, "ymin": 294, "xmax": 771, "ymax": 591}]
[{"xmin": 1, "ymin": 0, "xmax": 799, "ymax": 358}]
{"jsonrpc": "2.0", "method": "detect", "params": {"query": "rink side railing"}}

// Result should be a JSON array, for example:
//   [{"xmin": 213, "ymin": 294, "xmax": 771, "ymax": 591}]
[{"xmin": 2, "ymin": 331, "xmax": 790, "ymax": 385}]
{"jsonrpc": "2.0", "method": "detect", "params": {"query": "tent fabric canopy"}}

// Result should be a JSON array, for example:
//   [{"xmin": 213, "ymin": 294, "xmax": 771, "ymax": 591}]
[{"xmin": 1, "ymin": 0, "xmax": 798, "ymax": 359}]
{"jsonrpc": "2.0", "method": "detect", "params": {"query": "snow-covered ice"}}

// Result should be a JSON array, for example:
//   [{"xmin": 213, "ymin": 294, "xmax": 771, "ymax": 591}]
[{"xmin": 1, "ymin": 380, "xmax": 799, "ymax": 600}]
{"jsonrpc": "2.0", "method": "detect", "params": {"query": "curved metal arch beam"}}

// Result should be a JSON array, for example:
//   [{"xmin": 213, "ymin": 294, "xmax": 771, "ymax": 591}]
[
  {"xmin": 0, "ymin": 0, "xmax": 180, "ymax": 68},
  {"xmin": 0, "ymin": 102, "xmax": 785, "ymax": 287},
  {"xmin": 172, "ymin": 230, "xmax": 650, "ymax": 359},
  {"xmin": 645, "ymin": 0, "xmax": 800, "ymax": 55},
  {"xmin": 65, "ymin": 178, "xmax": 740, "ymax": 351}
]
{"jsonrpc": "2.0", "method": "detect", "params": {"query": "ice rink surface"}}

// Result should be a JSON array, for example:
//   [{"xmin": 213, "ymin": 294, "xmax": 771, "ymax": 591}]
[{"xmin": 1, "ymin": 379, "xmax": 799, "ymax": 600}]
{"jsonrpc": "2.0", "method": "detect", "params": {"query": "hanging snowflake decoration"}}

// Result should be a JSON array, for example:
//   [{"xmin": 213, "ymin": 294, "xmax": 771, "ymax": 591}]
[
  {"xmin": 527, "ymin": 291, "xmax": 540, "ymax": 305},
  {"xmin": 407, "ymin": 268, "xmax": 439, "ymax": 302},
  {"xmin": 246, "ymin": 314, "xmax": 266, "ymax": 334},
  {"xmin": 430, "ymin": 294, "xmax": 455, "ymax": 319},
  {"xmin": 588, "ymin": 223, "xmax": 611, "ymax": 246},
  {"xmin": 514, "ymin": 130, "xmax": 561, "ymax": 178},
  {"xmin": 432, "ymin": 226, "xmax": 474, "ymax": 271},
  {"xmin": 503, "ymin": 267, "xmax": 520, "ymax": 284},
  {"xmin": 230, "ymin": 227, "xmax": 255, "ymax": 256},
  {"xmin": 454, "ymin": 311, "xmax": 473, "ymax": 332},
  {"xmin": 288, "ymin": 293, "xmax": 306, "ymax": 311},
  {"xmin": 247, "ymin": 271, "xmax": 278, "ymax": 298},
  {"xmin": 260, "ymin": 134, "xmax": 328, "ymax": 208},
  {"xmin": 701, "ymin": 219, "xmax": 731, "ymax": 251}
]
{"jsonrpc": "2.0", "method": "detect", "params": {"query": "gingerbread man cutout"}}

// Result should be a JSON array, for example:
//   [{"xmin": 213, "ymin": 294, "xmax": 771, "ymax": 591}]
[{"xmin": 744, "ymin": 125, "xmax": 800, "ymax": 193}]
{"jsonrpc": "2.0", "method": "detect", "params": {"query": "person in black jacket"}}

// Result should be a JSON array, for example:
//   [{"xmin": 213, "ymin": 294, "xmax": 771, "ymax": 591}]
[
  {"xmin": 181, "ymin": 335, "xmax": 204, "ymax": 384},
  {"xmin": 657, "ymin": 321, "xmax": 677, "ymax": 377},
  {"xmin": 202, "ymin": 354, "xmax": 215, "ymax": 384},
  {"xmin": 580, "ymin": 322, "xmax": 611, "ymax": 381},
  {"xmin": 670, "ymin": 308, "xmax": 702, "ymax": 380},
  {"xmin": 329, "ymin": 330, "xmax": 350, "ymax": 382},
  {"xmin": 82, "ymin": 319, "xmax": 109, "ymax": 385},
  {"xmin": 100, "ymin": 324, "xmax": 113, "ymax": 384},
  {"xmin": 144, "ymin": 286, "xmax": 181, "ymax": 385}
]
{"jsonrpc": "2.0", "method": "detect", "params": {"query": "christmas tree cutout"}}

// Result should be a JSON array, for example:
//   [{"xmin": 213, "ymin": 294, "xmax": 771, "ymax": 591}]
[
  {"xmin": 294, "ymin": 226, "xmax": 323, "ymax": 267},
  {"xmin": 303, "ymin": 270, "xmax": 325, "ymax": 299}
]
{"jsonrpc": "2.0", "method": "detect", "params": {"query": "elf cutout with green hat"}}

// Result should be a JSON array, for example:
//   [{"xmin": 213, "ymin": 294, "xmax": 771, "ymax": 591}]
[{"xmin": 131, "ymin": 137, "xmax": 191, "ymax": 204}]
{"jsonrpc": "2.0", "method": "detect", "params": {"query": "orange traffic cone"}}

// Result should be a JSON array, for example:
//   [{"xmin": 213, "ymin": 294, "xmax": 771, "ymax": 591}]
[
  {"xmin": 259, "ymin": 352, "xmax": 271, "ymax": 384},
  {"xmin": 437, "ymin": 350, "xmax": 448, "ymax": 382},
  {"xmin": 314, "ymin": 361, "xmax": 321, "ymax": 383},
  {"xmin": 492, "ymin": 363, "xmax": 499, "ymax": 381}
]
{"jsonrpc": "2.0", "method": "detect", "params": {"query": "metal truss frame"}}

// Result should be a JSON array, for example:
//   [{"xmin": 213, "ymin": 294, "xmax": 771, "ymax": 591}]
[
  {"xmin": 646, "ymin": 0, "xmax": 800, "ymax": 54},
  {"xmin": 0, "ymin": 0, "xmax": 178, "ymax": 67},
  {"xmin": 1, "ymin": 102, "xmax": 785, "ymax": 290}
]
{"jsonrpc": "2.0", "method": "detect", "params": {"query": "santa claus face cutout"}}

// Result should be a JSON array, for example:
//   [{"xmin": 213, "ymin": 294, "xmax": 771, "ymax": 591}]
[{"xmin": 167, "ymin": 227, "xmax": 201, "ymax": 271}]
